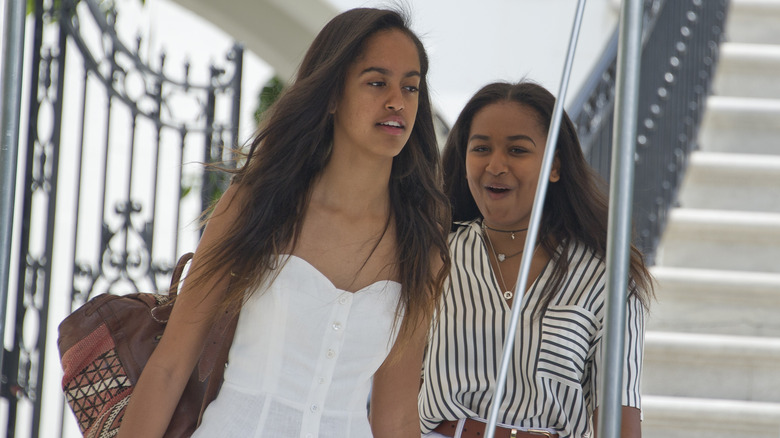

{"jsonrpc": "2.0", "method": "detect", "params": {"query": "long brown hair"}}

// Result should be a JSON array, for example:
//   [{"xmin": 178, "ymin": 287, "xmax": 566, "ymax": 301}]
[
  {"xmin": 442, "ymin": 81, "xmax": 653, "ymax": 310},
  {"xmin": 191, "ymin": 8, "xmax": 450, "ymax": 345}
]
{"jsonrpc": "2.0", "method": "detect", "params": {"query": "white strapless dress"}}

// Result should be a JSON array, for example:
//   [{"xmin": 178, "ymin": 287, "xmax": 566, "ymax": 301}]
[{"xmin": 193, "ymin": 255, "xmax": 402, "ymax": 438}]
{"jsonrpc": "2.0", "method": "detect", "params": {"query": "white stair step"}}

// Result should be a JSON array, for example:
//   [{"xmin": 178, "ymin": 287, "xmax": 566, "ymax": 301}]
[
  {"xmin": 714, "ymin": 43, "xmax": 780, "ymax": 99},
  {"xmin": 727, "ymin": 0, "xmax": 780, "ymax": 45},
  {"xmin": 677, "ymin": 151, "xmax": 780, "ymax": 213},
  {"xmin": 642, "ymin": 2, "xmax": 780, "ymax": 436},
  {"xmin": 656, "ymin": 209, "xmax": 780, "ymax": 273},
  {"xmin": 699, "ymin": 96, "xmax": 780, "ymax": 155},
  {"xmin": 648, "ymin": 266, "xmax": 780, "ymax": 337},
  {"xmin": 643, "ymin": 332, "xmax": 780, "ymax": 402},
  {"xmin": 642, "ymin": 395, "xmax": 780, "ymax": 438}
]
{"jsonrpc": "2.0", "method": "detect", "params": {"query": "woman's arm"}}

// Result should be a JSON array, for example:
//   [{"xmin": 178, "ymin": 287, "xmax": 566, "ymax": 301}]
[
  {"xmin": 117, "ymin": 184, "xmax": 244, "ymax": 438},
  {"xmin": 592, "ymin": 406, "xmax": 642, "ymax": 438},
  {"xmin": 369, "ymin": 312, "xmax": 430, "ymax": 438}
]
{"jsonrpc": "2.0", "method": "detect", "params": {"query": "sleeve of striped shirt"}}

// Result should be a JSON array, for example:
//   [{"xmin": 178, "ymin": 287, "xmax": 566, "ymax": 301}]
[
  {"xmin": 588, "ymin": 292, "xmax": 646, "ymax": 412},
  {"xmin": 623, "ymin": 293, "xmax": 645, "ymax": 409}
]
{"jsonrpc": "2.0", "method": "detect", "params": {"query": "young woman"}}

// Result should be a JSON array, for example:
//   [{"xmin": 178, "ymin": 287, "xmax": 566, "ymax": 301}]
[
  {"xmin": 419, "ymin": 81, "xmax": 653, "ymax": 438},
  {"xmin": 118, "ymin": 8, "xmax": 450, "ymax": 438}
]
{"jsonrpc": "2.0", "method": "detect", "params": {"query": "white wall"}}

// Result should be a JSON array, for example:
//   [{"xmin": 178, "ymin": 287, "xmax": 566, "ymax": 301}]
[{"xmin": 325, "ymin": 0, "xmax": 620, "ymax": 124}]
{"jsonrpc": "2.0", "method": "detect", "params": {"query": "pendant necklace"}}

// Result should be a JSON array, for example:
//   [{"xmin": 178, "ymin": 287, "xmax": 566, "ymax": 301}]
[
  {"xmin": 482, "ymin": 222, "xmax": 521, "ymax": 300},
  {"xmin": 481, "ymin": 222, "xmax": 525, "ymax": 262},
  {"xmin": 483, "ymin": 223, "xmax": 529, "ymax": 241}
]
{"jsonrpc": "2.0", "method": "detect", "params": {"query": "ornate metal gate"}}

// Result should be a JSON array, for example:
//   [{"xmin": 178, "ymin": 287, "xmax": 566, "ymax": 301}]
[{"xmin": 3, "ymin": 0, "xmax": 242, "ymax": 436}]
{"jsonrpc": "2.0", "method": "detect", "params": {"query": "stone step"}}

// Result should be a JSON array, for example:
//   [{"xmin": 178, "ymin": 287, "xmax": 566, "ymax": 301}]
[
  {"xmin": 677, "ymin": 151, "xmax": 780, "ymax": 213},
  {"xmin": 641, "ymin": 2, "xmax": 780, "ymax": 436},
  {"xmin": 648, "ymin": 266, "xmax": 780, "ymax": 337},
  {"xmin": 643, "ymin": 332, "xmax": 780, "ymax": 402},
  {"xmin": 642, "ymin": 395, "xmax": 780, "ymax": 438},
  {"xmin": 655, "ymin": 209, "xmax": 780, "ymax": 273},
  {"xmin": 727, "ymin": 0, "xmax": 780, "ymax": 45},
  {"xmin": 714, "ymin": 43, "xmax": 780, "ymax": 99},
  {"xmin": 698, "ymin": 96, "xmax": 780, "ymax": 155}
]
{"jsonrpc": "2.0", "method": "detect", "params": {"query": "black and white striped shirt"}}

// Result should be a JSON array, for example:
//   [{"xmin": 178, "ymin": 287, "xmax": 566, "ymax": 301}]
[{"xmin": 419, "ymin": 220, "xmax": 645, "ymax": 437}]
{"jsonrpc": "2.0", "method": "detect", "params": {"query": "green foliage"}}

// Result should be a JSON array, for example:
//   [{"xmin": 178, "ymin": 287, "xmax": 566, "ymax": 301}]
[
  {"xmin": 26, "ymin": 0, "xmax": 145, "ymax": 18},
  {"xmin": 206, "ymin": 171, "xmax": 228, "ymax": 205},
  {"xmin": 254, "ymin": 76, "xmax": 285, "ymax": 125},
  {"xmin": 27, "ymin": 0, "xmax": 59, "ymax": 15},
  {"xmin": 180, "ymin": 181, "xmax": 192, "ymax": 200}
]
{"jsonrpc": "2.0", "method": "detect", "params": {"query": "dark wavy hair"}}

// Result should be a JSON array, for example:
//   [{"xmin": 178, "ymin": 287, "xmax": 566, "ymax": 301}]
[
  {"xmin": 190, "ymin": 8, "xmax": 451, "ymax": 347},
  {"xmin": 442, "ymin": 81, "xmax": 653, "ymax": 309}
]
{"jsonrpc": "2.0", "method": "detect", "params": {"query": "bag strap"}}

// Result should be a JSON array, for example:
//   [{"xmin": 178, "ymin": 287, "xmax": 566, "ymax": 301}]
[
  {"xmin": 167, "ymin": 252, "xmax": 240, "ymax": 425},
  {"xmin": 198, "ymin": 306, "xmax": 239, "ymax": 425},
  {"xmin": 168, "ymin": 252, "xmax": 194, "ymax": 297},
  {"xmin": 168, "ymin": 252, "xmax": 236, "ymax": 379},
  {"xmin": 197, "ymin": 306, "xmax": 237, "ymax": 381}
]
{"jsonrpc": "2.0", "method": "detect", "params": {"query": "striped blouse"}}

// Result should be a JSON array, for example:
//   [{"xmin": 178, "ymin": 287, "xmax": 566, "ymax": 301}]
[{"xmin": 419, "ymin": 220, "xmax": 645, "ymax": 437}]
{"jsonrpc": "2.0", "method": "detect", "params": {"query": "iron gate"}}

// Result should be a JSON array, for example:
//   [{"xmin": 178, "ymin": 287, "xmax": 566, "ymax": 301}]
[{"xmin": 3, "ymin": 0, "xmax": 242, "ymax": 435}]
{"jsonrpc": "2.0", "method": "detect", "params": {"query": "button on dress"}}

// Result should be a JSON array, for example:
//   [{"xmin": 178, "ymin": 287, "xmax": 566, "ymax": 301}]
[{"xmin": 193, "ymin": 256, "xmax": 402, "ymax": 438}]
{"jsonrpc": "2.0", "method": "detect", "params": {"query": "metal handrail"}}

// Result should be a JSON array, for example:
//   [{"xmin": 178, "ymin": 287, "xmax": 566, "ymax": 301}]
[
  {"xmin": 0, "ymin": 0, "xmax": 28, "ymax": 395},
  {"xmin": 598, "ymin": 1, "xmax": 643, "ymax": 435}
]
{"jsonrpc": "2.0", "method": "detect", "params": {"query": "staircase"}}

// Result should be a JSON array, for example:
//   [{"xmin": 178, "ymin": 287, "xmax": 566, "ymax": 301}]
[{"xmin": 641, "ymin": 1, "xmax": 780, "ymax": 437}]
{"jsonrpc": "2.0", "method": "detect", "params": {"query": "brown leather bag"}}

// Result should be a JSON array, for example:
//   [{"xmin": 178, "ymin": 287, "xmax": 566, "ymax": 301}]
[{"xmin": 57, "ymin": 253, "xmax": 238, "ymax": 437}]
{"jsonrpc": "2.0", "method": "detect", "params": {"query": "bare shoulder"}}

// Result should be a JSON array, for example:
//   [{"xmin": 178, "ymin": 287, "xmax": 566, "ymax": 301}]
[
  {"xmin": 209, "ymin": 182, "xmax": 249, "ymax": 224},
  {"xmin": 167, "ymin": 183, "xmax": 248, "ymax": 326}
]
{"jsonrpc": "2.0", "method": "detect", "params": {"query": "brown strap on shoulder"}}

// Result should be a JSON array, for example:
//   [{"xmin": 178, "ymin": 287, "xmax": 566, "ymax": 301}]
[
  {"xmin": 170, "ymin": 252, "xmax": 236, "ymax": 382},
  {"xmin": 198, "ymin": 307, "xmax": 239, "ymax": 425},
  {"xmin": 169, "ymin": 252, "xmax": 194, "ymax": 297},
  {"xmin": 197, "ymin": 305, "xmax": 237, "ymax": 382},
  {"xmin": 169, "ymin": 252, "xmax": 240, "ymax": 426}
]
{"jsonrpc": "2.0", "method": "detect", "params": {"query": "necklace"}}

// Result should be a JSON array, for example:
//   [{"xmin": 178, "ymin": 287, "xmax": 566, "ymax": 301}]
[
  {"xmin": 481, "ymin": 223, "xmax": 524, "ymax": 262},
  {"xmin": 482, "ymin": 223, "xmax": 529, "ymax": 240},
  {"xmin": 495, "ymin": 248, "xmax": 524, "ymax": 262},
  {"xmin": 482, "ymin": 222, "xmax": 516, "ymax": 300}
]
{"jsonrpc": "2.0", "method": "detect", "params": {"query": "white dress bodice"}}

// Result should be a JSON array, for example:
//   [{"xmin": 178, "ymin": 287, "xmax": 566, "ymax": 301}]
[{"xmin": 193, "ymin": 256, "xmax": 402, "ymax": 438}]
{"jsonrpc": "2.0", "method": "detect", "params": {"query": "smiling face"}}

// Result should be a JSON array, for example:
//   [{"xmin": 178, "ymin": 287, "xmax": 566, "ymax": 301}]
[
  {"xmin": 465, "ymin": 101, "xmax": 560, "ymax": 230},
  {"xmin": 331, "ymin": 29, "xmax": 421, "ymax": 161}
]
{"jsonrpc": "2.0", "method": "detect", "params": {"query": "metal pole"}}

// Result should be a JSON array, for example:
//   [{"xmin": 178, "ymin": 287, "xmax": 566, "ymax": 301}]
[
  {"xmin": 0, "ymin": 0, "xmax": 27, "ymax": 385},
  {"xmin": 484, "ymin": 0, "xmax": 587, "ymax": 436},
  {"xmin": 597, "ymin": 0, "xmax": 643, "ymax": 436}
]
